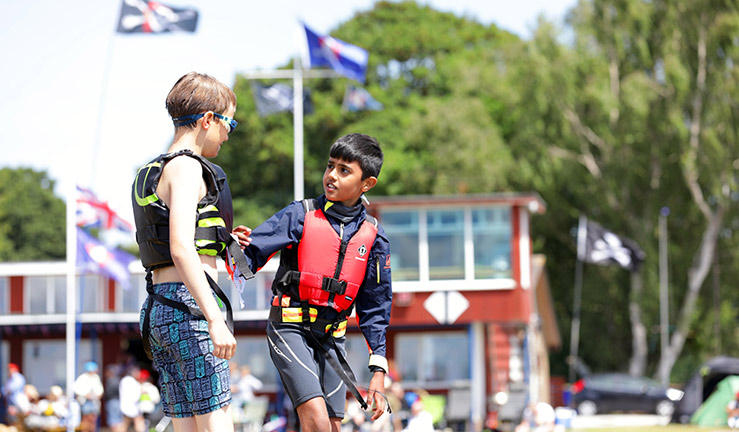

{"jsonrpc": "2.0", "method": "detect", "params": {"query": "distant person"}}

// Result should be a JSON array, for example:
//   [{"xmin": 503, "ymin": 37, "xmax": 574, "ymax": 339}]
[
  {"xmin": 137, "ymin": 369, "xmax": 161, "ymax": 427},
  {"xmin": 728, "ymin": 391, "xmax": 739, "ymax": 429},
  {"xmin": 238, "ymin": 133, "xmax": 392, "ymax": 432},
  {"xmin": 402, "ymin": 398, "xmax": 433, "ymax": 432},
  {"xmin": 236, "ymin": 365, "xmax": 263, "ymax": 409},
  {"xmin": 132, "ymin": 71, "xmax": 252, "ymax": 432},
  {"xmin": 515, "ymin": 401, "xmax": 559, "ymax": 432},
  {"xmin": 103, "ymin": 364, "xmax": 124, "ymax": 432},
  {"xmin": 119, "ymin": 366, "xmax": 145, "ymax": 432},
  {"xmin": 25, "ymin": 385, "xmax": 69, "ymax": 430},
  {"xmin": 73, "ymin": 361, "xmax": 104, "ymax": 432},
  {"xmin": 2, "ymin": 363, "xmax": 28, "ymax": 424}
]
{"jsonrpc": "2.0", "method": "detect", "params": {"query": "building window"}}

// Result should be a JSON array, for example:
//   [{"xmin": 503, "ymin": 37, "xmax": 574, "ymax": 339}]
[
  {"xmin": 381, "ymin": 211, "xmax": 419, "ymax": 281},
  {"xmin": 122, "ymin": 275, "xmax": 146, "ymax": 313},
  {"xmin": 53, "ymin": 276, "xmax": 66, "ymax": 313},
  {"xmin": 27, "ymin": 276, "xmax": 50, "ymax": 314},
  {"xmin": 23, "ymin": 339, "xmax": 102, "ymax": 394},
  {"xmin": 0, "ymin": 277, "xmax": 7, "ymax": 314},
  {"xmin": 381, "ymin": 206, "xmax": 512, "ymax": 284},
  {"xmin": 395, "ymin": 332, "xmax": 469, "ymax": 384},
  {"xmin": 472, "ymin": 208, "xmax": 511, "ymax": 279},
  {"xmin": 79, "ymin": 275, "xmax": 101, "ymax": 313},
  {"xmin": 427, "ymin": 209, "xmax": 465, "ymax": 280}
]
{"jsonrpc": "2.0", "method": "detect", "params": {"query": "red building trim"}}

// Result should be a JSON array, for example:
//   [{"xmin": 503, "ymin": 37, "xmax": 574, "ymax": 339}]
[
  {"xmin": 9, "ymin": 276, "xmax": 23, "ymax": 314},
  {"xmin": 511, "ymin": 206, "xmax": 521, "ymax": 291},
  {"xmin": 107, "ymin": 279, "xmax": 116, "ymax": 311}
]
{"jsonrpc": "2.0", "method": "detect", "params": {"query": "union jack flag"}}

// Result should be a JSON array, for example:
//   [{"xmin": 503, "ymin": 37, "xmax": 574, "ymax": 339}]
[{"xmin": 76, "ymin": 186, "xmax": 134, "ymax": 235}]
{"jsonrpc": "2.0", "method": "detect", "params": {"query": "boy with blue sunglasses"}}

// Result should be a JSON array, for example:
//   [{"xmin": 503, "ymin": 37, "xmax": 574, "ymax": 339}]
[{"xmin": 132, "ymin": 71, "xmax": 252, "ymax": 432}]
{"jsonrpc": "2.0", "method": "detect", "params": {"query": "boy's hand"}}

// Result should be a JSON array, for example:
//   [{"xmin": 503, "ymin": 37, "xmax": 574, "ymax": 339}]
[
  {"xmin": 232, "ymin": 225, "xmax": 252, "ymax": 249},
  {"xmin": 208, "ymin": 319, "xmax": 237, "ymax": 359},
  {"xmin": 367, "ymin": 371, "xmax": 387, "ymax": 421}
]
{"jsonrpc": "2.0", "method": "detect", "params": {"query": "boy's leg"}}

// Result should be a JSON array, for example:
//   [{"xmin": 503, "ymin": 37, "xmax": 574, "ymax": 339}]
[
  {"xmin": 330, "ymin": 417, "xmax": 342, "ymax": 432},
  {"xmin": 171, "ymin": 416, "xmax": 198, "ymax": 432},
  {"xmin": 296, "ymin": 397, "xmax": 331, "ymax": 432},
  {"xmin": 193, "ymin": 404, "xmax": 234, "ymax": 432}
]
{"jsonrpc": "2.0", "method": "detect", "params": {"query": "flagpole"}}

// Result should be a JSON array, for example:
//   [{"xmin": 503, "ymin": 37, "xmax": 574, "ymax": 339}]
[
  {"xmin": 88, "ymin": 30, "xmax": 117, "ymax": 188},
  {"xmin": 293, "ymin": 57, "xmax": 304, "ymax": 201},
  {"xmin": 659, "ymin": 207, "xmax": 670, "ymax": 386},
  {"xmin": 568, "ymin": 215, "xmax": 587, "ymax": 383},
  {"xmin": 65, "ymin": 181, "xmax": 77, "ymax": 432}
]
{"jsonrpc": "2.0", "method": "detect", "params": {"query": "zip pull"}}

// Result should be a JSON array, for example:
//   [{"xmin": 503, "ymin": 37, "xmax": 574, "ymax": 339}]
[
  {"xmin": 339, "ymin": 222, "xmax": 344, "ymax": 240},
  {"xmin": 377, "ymin": 259, "xmax": 380, "ymax": 283}
]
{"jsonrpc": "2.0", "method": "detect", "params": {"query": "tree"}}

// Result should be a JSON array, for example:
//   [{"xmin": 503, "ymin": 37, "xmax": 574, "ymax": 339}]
[
  {"xmin": 213, "ymin": 0, "xmax": 738, "ymax": 380},
  {"xmin": 507, "ymin": 0, "xmax": 738, "ymax": 380},
  {"xmin": 0, "ymin": 168, "xmax": 66, "ymax": 261}
]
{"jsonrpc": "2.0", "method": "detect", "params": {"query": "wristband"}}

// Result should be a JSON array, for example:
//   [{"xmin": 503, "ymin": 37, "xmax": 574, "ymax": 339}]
[{"xmin": 368, "ymin": 354, "xmax": 388, "ymax": 374}]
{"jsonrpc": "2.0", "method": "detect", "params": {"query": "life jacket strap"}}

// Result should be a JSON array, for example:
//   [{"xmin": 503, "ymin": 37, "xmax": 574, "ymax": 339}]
[
  {"xmin": 305, "ymin": 326, "xmax": 368, "ymax": 410},
  {"xmin": 141, "ymin": 270, "xmax": 234, "ymax": 360}
]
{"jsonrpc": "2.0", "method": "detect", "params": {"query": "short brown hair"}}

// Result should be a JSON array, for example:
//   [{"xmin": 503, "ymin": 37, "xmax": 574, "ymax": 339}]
[{"xmin": 166, "ymin": 72, "xmax": 236, "ymax": 128}]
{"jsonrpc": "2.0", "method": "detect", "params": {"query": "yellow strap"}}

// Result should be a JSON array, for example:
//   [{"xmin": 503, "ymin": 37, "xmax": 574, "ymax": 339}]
[
  {"xmin": 280, "ymin": 307, "xmax": 347, "ymax": 337},
  {"xmin": 281, "ymin": 307, "xmax": 318, "ymax": 323}
]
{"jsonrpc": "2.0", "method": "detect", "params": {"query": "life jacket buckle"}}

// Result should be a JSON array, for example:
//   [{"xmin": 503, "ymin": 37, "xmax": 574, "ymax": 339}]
[{"xmin": 321, "ymin": 276, "xmax": 347, "ymax": 295}]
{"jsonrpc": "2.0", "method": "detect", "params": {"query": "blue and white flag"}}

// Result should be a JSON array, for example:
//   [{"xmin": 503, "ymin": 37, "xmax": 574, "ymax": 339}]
[
  {"xmin": 77, "ymin": 228, "xmax": 137, "ymax": 290},
  {"xmin": 302, "ymin": 23, "xmax": 369, "ymax": 83},
  {"xmin": 343, "ymin": 85, "xmax": 383, "ymax": 112}
]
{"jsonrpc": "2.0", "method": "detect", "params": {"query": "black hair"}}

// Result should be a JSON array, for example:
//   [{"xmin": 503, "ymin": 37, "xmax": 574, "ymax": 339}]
[{"xmin": 329, "ymin": 133, "xmax": 383, "ymax": 179}]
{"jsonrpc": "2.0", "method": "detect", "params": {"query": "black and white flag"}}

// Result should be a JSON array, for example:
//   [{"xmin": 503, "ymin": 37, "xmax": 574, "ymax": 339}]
[
  {"xmin": 576, "ymin": 216, "xmax": 645, "ymax": 272},
  {"xmin": 251, "ymin": 83, "xmax": 313, "ymax": 117},
  {"xmin": 116, "ymin": 0, "xmax": 199, "ymax": 34}
]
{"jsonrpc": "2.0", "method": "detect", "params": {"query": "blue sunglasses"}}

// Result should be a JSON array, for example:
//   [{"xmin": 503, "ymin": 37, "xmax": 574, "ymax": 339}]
[{"xmin": 172, "ymin": 112, "xmax": 238, "ymax": 133}]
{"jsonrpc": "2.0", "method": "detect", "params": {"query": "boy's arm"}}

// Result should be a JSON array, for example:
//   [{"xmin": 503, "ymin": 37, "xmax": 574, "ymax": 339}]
[
  {"xmin": 239, "ymin": 201, "xmax": 306, "ymax": 273},
  {"xmin": 354, "ymin": 226, "xmax": 393, "ymax": 419},
  {"xmin": 161, "ymin": 156, "xmax": 236, "ymax": 360}
]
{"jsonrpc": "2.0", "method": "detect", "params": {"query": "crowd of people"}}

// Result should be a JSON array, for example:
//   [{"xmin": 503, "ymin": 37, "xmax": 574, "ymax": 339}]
[
  {"xmin": 340, "ymin": 373, "xmax": 437, "ymax": 432},
  {"xmin": 0, "ymin": 360, "xmax": 163, "ymax": 432}
]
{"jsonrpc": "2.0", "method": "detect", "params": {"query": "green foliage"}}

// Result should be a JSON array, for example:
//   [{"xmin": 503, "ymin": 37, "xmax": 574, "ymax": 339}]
[
  {"xmin": 0, "ymin": 168, "xmax": 66, "ymax": 261},
  {"xmin": 212, "ymin": 0, "xmax": 738, "ymax": 377}
]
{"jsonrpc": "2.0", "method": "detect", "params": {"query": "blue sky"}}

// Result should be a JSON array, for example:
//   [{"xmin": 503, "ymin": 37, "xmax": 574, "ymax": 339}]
[{"xmin": 0, "ymin": 0, "xmax": 575, "ymax": 220}]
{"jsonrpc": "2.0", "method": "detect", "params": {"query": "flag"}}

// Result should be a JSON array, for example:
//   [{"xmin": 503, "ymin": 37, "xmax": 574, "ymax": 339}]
[
  {"xmin": 343, "ymin": 85, "xmax": 383, "ymax": 112},
  {"xmin": 76, "ymin": 186, "xmax": 134, "ymax": 235},
  {"xmin": 251, "ymin": 82, "xmax": 313, "ymax": 117},
  {"xmin": 116, "ymin": 0, "xmax": 199, "ymax": 34},
  {"xmin": 77, "ymin": 228, "xmax": 137, "ymax": 290},
  {"xmin": 576, "ymin": 217, "xmax": 645, "ymax": 272},
  {"xmin": 302, "ymin": 23, "xmax": 369, "ymax": 83}
]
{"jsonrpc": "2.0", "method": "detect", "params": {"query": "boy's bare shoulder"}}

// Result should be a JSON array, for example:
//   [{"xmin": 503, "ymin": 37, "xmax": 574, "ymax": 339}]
[{"xmin": 162, "ymin": 153, "xmax": 203, "ymax": 176}]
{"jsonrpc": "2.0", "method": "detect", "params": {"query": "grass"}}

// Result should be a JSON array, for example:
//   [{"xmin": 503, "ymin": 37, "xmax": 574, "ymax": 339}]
[{"xmin": 573, "ymin": 426, "xmax": 731, "ymax": 432}]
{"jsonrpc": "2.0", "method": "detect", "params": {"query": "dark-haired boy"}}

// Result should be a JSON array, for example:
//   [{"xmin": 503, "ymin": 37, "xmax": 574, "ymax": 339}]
[{"xmin": 235, "ymin": 133, "xmax": 392, "ymax": 432}]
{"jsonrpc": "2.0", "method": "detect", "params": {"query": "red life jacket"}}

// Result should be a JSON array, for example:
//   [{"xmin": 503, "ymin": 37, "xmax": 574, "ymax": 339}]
[{"xmin": 294, "ymin": 205, "xmax": 378, "ymax": 313}]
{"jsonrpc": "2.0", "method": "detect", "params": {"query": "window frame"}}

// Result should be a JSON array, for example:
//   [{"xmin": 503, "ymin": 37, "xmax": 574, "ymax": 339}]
[{"xmin": 380, "ymin": 204, "xmax": 515, "ymax": 292}]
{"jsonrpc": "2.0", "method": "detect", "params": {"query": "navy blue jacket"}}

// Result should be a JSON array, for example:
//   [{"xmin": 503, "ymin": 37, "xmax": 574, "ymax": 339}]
[{"xmin": 242, "ymin": 195, "xmax": 392, "ymax": 359}]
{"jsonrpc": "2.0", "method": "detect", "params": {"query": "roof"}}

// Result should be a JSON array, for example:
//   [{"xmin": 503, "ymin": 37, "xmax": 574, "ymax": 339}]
[{"xmin": 365, "ymin": 192, "xmax": 546, "ymax": 214}]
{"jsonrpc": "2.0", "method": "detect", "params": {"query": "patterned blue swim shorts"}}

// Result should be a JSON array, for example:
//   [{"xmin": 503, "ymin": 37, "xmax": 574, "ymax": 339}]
[{"xmin": 139, "ymin": 282, "xmax": 231, "ymax": 418}]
